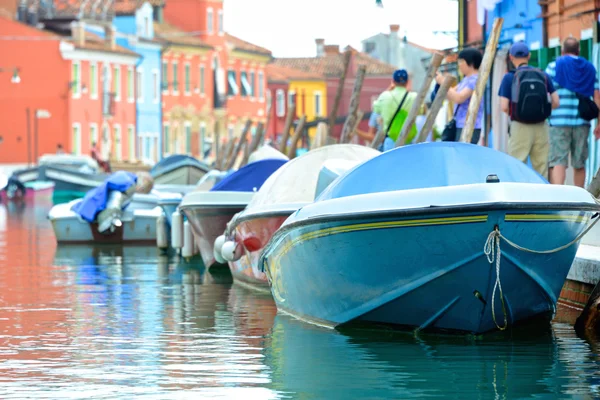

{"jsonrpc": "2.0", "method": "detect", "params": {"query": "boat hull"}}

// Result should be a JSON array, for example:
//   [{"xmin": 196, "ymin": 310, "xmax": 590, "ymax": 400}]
[
  {"xmin": 0, "ymin": 181, "xmax": 54, "ymax": 201},
  {"xmin": 263, "ymin": 208, "xmax": 595, "ymax": 334},
  {"xmin": 153, "ymin": 166, "xmax": 207, "ymax": 185},
  {"xmin": 49, "ymin": 202, "xmax": 160, "ymax": 244},
  {"xmin": 229, "ymin": 214, "xmax": 290, "ymax": 292},
  {"xmin": 183, "ymin": 206, "xmax": 246, "ymax": 269}
]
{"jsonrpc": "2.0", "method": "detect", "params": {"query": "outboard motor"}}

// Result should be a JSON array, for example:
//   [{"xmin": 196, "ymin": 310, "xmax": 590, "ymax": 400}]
[{"xmin": 96, "ymin": 185, "xmax": 136, "ymax": 233}]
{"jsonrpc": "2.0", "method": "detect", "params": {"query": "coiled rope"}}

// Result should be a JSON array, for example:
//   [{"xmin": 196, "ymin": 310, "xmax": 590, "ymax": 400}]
[{"xmin": 484, "ymin": 213, "xmax": 600, "ymax": 331}]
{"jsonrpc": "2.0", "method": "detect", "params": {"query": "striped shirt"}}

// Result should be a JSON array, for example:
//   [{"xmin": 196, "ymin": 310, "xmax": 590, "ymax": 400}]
[{"xmin": 545, "ymin": 60, "xmax": 599, "ymax": 126}]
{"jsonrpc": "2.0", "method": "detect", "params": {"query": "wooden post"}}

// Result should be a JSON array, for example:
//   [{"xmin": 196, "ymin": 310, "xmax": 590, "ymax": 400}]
[
  {"xmin": 460, "ymin": 17, "xmax": 504, "ymax": 143},
  {"xmin": 340, "ymin": 65, "xmax": 367, "ymax": 144},
  {"xmin": 278, "ymin": 103, "xmax": 296, "ymax": 154},
  {"xmin": 213, "ymin": 120, "xmax": 221, "ymax": 169},
  {"xmin": 395, "ymin": 52, "xmax": 444, "ymax": 147},
  {"xmin": 286, "ymin": 116, "xmax": 307, "ymax": 159},
  {"xmin": 370, "ymin": 125, "xmax": 386, "ymax": 150},
  {"xmin": 311, "ymin": 122, "xmax": 328, "ymax": 150},
  {"xmin": 327, "ymin": 49, "xmax": 352, "ymax": 139},
  {"xmin": 221, "ymin": 138, "xmax": 237, "ymax": 170},
  {"xmin": 240, "ymin": 122, "xmax": 265, "ymax": 167},
  {"xmin": 224, "ymin": 119, "xmax": 252, "ymax": 171},
  {"xmin": 347, "ymin": 110, "xmax": 365, "ymax": 143},
  {"xmin": 416, "ymin": 75, "xmax": 456, "ymax": 143}
]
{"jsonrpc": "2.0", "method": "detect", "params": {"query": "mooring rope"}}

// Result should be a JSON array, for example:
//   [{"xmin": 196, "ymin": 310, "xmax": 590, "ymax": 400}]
[{"xmin": 484, "ymin": 213, "xmax": 600, "ymax": 330}]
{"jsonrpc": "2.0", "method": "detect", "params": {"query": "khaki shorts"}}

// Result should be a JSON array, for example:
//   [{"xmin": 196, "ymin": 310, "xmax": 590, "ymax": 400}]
[
  {"xmin": 549, "ymin": 125, "xmax": 590, "ymax": 169},
  {"xmin": 508, "ymin": 121, "xmax": 549, "ymax": 179}
]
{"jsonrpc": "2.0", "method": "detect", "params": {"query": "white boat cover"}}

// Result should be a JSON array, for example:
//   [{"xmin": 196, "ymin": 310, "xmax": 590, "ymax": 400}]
[
  {"xmin": 245, "ymin": 144, "xmax": 379, "ymax": 212},
  {"xmin": 38, "ymin": 154, "xmax": 100, "ymax": 172},
  {"xmin": 248, "ymin": 145, "xmax": 289, "ymax": 164}
]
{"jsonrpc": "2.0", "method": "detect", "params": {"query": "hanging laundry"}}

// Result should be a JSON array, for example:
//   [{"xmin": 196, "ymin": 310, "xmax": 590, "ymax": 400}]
[{"xmin": 477, "ymin": 0, "xmax": 503, "ymax": 26}]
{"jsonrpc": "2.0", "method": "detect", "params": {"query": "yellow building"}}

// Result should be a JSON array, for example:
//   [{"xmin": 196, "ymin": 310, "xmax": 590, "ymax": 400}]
[{"xmin": 266, "ymin": 64, "xmax": 327, "ymax": 143}]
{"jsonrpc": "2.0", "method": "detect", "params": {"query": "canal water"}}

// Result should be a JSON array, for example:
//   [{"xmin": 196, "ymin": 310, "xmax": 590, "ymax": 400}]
[{"xmin": 2, "ymin": 200, "xmax": 600, "ymax": 399}]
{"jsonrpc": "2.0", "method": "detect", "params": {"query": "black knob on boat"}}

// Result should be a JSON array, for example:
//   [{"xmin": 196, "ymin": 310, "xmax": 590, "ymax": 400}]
[{"xmin": 486, "ymin": 174, "xmax": 500, "ymax": 183}]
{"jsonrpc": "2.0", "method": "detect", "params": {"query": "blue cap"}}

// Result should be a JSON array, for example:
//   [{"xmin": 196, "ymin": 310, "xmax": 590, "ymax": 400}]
[
  {"xmin": 393, "ymin": 69, "xmax": 408, "ymax": 84},
  {"xmin": 510, "ymin": 42, "xmax": 529, "ymax": 58}
]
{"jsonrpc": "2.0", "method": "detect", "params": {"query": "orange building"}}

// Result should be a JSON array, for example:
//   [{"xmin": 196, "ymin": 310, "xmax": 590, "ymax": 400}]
[
  {"xmin": 0, "ymin": 14, "xmax": 139, "ymax": 164},
  {"xmin": 158, "ymin": 0, "xmax": 272, "ymax": 160},
  {"xmin": 543, "ymin": 0, "xmax": 598, "ymax": 46}
]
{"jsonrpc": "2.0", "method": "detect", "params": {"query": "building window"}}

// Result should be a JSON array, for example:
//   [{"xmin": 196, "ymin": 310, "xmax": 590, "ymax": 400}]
[
  {"xmin": 288, "ymin": 91, "xmax": 295, "ymax": 108},
  {"xmin": 364, "ymin": 42, "xmax": 376, "ymax": 54},
  {"xmin": 200, "ymin": 65, "xmax": 205, "ymax": 95},
  {"xmin": 240, "ymin": 71, "xmax": 251, "ymax": 97},
  {"xmin": 184, "ymin": 63, "xmax": 191, "ymax": 95},
  {"xmin": 276, "ymin": 89, "xmax": 285, "ymax": 117},
  {"xmin": 71, "ymin": 62, "xmax": 81, "ymax": 98},
  {"xmin": 127, "ymin": 67, "xmax": 134, "ymax": 102},
  {"xmin": 89, "ymin": 63, "xmax": 98, "ymax": 99},
  {"xmin": 137, "ymin": 68, "xmax": 143, "ymax": 102},
  {"xmin": 72, "ymin": 123, "xmax": 81, "ymax": 155},
  {"xmin": 128, "ymin": 125, "xmax": 135, "ymax": 161},
  {"xmin": 200, "ymin": 123, "xmax": 207, "ymax": 159},
  {"xmin": 227, "ymin": 69, "xmax": 238, "ymax": 96},
  {"xmin": 185, "ymin": 123, "xmax": 192, "ymax": 154},
  {"xmin": 314, "ymin": 92, "xmax": 322, "ymax": 117},
  {"xmin": 218, "ymin": 9, "xmax": 223, "ymax": 34},
  {"xmin": 207, "ymin": 8, "xmax": 214, "ymax": 34},
  {"xmin": 249, "ymin": 71, "xmax": 255, "ymax": 97},
  {"xmin": 89, "ymin": 123, "xmax": 98, "ymax": 145},
  {"xmin": 152, "ymin": 70, "xmax": 159, "ymax": 103},
  {"xmin": 164, "ymin": 124, "xmax": 170, "ymax": 154},
  {"xmin": 172, "ymin": 62, "xmax": 179, "ymax": 94},
  {"xmin": 113, "ymin": 124, "xmax": 122, "ymax": 161},
  {"xmin": 162, "ymin": 61, "xmax": 168, "ymax": 92},
  {"xmin": 258, "ymin": 71, "xmax": 264, "ymax": 101},
  {"xmin": 113, "ymin": 66, "xmax": 121, "ymax": 101}
]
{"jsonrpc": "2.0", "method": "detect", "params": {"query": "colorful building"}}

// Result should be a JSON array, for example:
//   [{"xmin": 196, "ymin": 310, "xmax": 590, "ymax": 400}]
[
  {"xmin": 273, "ymin": 41, "xmax": 397, "ymax": 142},
  {"xmin": 157, "ymin": 0, "xmax": 272, "ymax": 160},
  {"xmin": 154, "ymin": 21, "xmax": 214, "ymax": 160},
  {"xmin": 113, "ymin": 0, "xmax": 164, "ymax": 163},
  {"xmin": 265, "ymin": 64, "xmax": 326, "ymax": 143},
  {"xmin": 0, "ymin": 13, "xmax": 138, "ymax": 164}
]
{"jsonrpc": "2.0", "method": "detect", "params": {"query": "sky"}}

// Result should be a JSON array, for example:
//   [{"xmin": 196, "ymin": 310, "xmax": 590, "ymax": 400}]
[{"xmin": 223, "ymin": 0, "xmax": 459, "ymax": 58}]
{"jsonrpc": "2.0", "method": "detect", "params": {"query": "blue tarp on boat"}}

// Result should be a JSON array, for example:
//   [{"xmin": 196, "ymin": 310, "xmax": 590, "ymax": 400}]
[
  {"xmin": 71, "ymin": 171, "xmax": 137, "ymax": 222},
  {"xmin": 318, "ymin": 142, "xmax": 547, "ymax": 201},
  {"xmin": 149, "ymin": 154, "xmax": 210, "ymax": 178},
  {"xmin": 210, "ymin": 159, "xmax": 287, "ymax": 192}
]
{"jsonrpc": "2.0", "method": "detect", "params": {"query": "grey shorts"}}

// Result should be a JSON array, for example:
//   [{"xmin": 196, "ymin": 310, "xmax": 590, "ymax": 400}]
[{"xmin": 549, "ymin": 125, "xmax": 590, "ymax": 169}]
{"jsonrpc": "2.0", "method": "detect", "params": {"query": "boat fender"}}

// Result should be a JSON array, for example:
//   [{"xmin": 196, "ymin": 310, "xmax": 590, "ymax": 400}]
[
  {"xmin": 156, "ymin": 214, "xmax": 168, "ymax": 249},
  {"xmin": 182, "ymin": 221, "xmax": 195, "ymax": 258},
  {"xmin": 222, "ymin": 240, "xmax": 242, "ymax": 262},
  {"xmin": 171, "ymin": 211, "xmax": 183, "ymax": 249},
  {"xmin": 213, "ymin": 235, "xmax": 227, "ymax": 264}
]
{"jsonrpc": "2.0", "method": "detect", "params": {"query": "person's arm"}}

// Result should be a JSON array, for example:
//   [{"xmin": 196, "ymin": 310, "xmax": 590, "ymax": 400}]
[
  {"xmin": 447, "ymin": 86, "xmax": 473, "ymax": 104},
  {"xmin": 373, "ymin": 93, "xmax": 386, "ymax": 115},
  {"xmin": 498, "ymin": 74, "xmax": 511, "ymax": 115},
  {"xmin": 546, "ymin": 78, "xmax": 559, "ymax": 109},
  {"xmin": 594, "ymin": 77, "xmax": 600, "ymax": 139}
]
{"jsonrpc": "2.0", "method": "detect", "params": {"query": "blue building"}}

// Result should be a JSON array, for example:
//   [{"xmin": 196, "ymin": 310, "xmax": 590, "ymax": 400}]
[
  {"xmin": 114, "ymin": 2, "xmax": 163, "ymax": 162},
  {"xmin": 485, "ymin": 0, "xmax": 544, "ymax": 50}
]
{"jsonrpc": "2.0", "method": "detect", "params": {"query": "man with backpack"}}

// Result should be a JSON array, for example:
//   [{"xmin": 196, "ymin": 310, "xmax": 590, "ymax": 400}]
[
  {"xmin": 545, "ymin": 37, "xmax": 600, "ymax": 187},
  {"xmin": 373, "ymin": 69, "xmax": 417, "ymax": 151},
  {"xmin": 498, "ymin": 42, "xmax": 559, "ymax": 179}
]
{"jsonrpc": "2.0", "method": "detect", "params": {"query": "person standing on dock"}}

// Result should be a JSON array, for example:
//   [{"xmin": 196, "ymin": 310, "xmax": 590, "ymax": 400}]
[
  {"xmin": 434, "ymin": 47, "xmax": 484, "ymax": 144},
  {"xmin": 545, "ymin": 37, "xmax": 600, "ymax": 187},
  {"xmin": 373, "ymin": 69, "xmax": 417, "ymax": 151},
  {"xmin": 498, "ymin": 42, "xmax": 559, "ymax": 179}
]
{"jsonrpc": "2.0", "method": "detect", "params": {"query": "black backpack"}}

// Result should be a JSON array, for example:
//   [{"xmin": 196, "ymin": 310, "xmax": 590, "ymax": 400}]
[{"xmin": 510, "ymin": 67, "xmax": 552, "ymax": 124}]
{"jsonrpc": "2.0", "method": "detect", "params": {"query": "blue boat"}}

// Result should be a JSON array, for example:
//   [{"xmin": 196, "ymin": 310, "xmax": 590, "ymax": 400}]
[{"xmin": 260, "ymin": 142, "xmax": 600, "ymax": 334}]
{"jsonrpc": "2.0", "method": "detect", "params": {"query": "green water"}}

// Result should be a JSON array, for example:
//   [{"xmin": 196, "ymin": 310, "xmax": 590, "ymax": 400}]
[{"xmin": 1, "ymin": 200, "xmax": 600, "ymax": 399}]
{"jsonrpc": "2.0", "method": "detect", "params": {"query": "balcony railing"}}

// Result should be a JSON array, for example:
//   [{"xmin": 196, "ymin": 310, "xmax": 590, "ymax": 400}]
[
  {"xmin": 103, "ymin": 92, "xmax": 116, "ymax": 117},
  {"xmin": 20, "ymin": 0, "xmax": 115, "ymax": 22}
]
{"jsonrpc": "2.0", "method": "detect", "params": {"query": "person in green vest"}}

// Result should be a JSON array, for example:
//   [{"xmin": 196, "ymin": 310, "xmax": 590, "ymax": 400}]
[{"xmin": 373, "ymin": 69, "xmax": 418, "ymax": 151}]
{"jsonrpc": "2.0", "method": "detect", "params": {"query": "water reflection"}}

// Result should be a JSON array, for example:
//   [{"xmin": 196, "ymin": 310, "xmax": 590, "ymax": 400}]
[{"xmin": 1, "ymin": 202, "xmax": 600, "ymax": 398}]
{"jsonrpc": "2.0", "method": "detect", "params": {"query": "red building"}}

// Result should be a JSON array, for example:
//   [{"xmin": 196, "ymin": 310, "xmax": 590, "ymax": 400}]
[
  {"xmin": 159, "ymin": 0, "xmax": 272, "ymax": 161},
  {"xmin": 273, "ymin": 42, "xmax": 397, "ymax": 141},
  {"xmin": 0, "ymin": 13, "xmax": 139, "ymax": 164}
]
